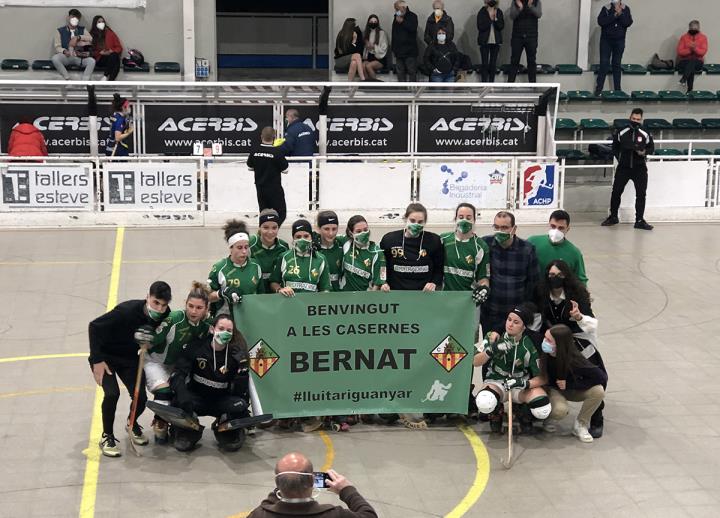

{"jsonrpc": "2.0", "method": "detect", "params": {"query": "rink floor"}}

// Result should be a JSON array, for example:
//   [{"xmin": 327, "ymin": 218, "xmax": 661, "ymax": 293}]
[{"xmin": 0, "ymin": 222, "xmax": 719, "ymax": 518}]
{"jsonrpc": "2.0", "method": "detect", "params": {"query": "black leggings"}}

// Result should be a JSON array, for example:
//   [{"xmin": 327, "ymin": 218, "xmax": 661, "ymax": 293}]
[
  {"xmin": 257, "ymin": 186, "xmax": 287, "ymax": 225},
  {"xmin": 99, "ymin": 359, "xmax": 147, "ymax": 435},
  {"xmin": 97, "ymin": 52, "xmax": 121, "ymax": 81}
]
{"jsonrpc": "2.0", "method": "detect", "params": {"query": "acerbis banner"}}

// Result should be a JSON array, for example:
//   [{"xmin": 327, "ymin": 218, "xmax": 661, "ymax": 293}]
[
  {"xmin": 0, "ymin": 164, "xmax": 93, "ymax": 210},
  {"xmin": 416, "ymin": 105, "xmax": 538, "ymax": 154},
  {"xmin": 235, "ymin": 291, "xmax": 475, "ymax": 418},
  {"xmin": 419, "ymin": 161, "xmax": 510, "ymax": 209},
  {"xmin": 102, "ymin": 162, "xmax": 198, "ymax": 211}
]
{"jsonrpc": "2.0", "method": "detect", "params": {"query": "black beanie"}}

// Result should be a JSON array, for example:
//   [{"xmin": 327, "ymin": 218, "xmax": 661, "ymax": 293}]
[
  {"xmin": 509, "ymin": 303, "xmax": 535, "ymax": 327},
  {"xmin": 318, "ymin": 211, "xmax": 339, "ymax": 228},
  {"xmin": 291, "ymin": 219, "xmax": 312, "ymax": 236}
]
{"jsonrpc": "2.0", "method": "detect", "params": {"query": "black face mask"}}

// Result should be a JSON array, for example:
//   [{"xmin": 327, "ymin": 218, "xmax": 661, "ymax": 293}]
[
  {"xmin": 688, "ymin": 29, "xmax": 699, "ymax": 35},
  {"xmin": 369, "ymin": 22, "xmax": 378, "ymax": 29},
  {"xmin": 629, "ymin": 120, "xmax": 641, "ymax": 129},
  {"xmin": 548, "ymin": 276, "xmax": 564, "ymax": 290}
]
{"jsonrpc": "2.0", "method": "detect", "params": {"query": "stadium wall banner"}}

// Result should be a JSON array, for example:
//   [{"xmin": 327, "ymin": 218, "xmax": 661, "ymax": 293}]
[
  {"xmin": 102, "ymin": 162, "xmax": 198, "ymax": 211},
  {"xmin": 0, "ymin": 164, "xmax": 93, "ymax": 211},
  {"xmin": 419, "ymin": 161, "xmax": 509, "ymax": 209},
  {"xmin": 318, "ymin": 162, "xmax": 412, "ymax": 210},
  {"xmin": 416, "ymin": 105, "xmax": 538, "ymax": 154},
  {"xmin": 144, "ymin": 104, "xmax": 274, "ymax": 155},
  {"xmin": 0, "ymin": 104, "xmax": 120, "ymax": 155},
  {"xmin": 283, "ymin": 104, "xmax": 409, "ymax": 154},
  {"xmin": 235, "ymin": 291, "xmax": 475, "ymax": 418},
  {"xmin": 519, "ymin": 162, "xmax": 559, "ymax": 208}
]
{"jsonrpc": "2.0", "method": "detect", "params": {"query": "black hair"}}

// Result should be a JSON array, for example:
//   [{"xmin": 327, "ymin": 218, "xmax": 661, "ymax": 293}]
[
  {"xmin": 494, "ymin": 210, "xmax": 515, "ymax": 227},
  {"xmin": 346, "ymin": 214, "xmax": 368, "ymax": 239},
  {"xmin": 363, "ymin": 14, "xmax": 382, "ymax": 43},
  {"xmin": 212, "ymin": 313, "xmax": 249, "ymax": 353},
  {"xmin": 90, "ymin": 15, "xmax": 109, "ymax": 47},
  {"xmin": 535, "ymin": 260, "xmax": 592, "ymax": 317},
  {"xmin": 69, "ymin": 8, "xmax": 82, "ymax": 18},
  {"xmin": 111, "ymin": 93, "xmax": 127, "ymax": 112},
  {"xmin": 455, "ymin": 202, "xmax": 477, "ymax": 220},
  {"xmin": 549, "ymin": 210, "xmax": 570, "ymax": 225},
  {"xmin": 222, "ymin": 219, "xmax": 249, "ymax": 242},
  {"xmin": 149, "ymin": 281, "xmax": 172, "ymax": 302},
  {"xmin": 631, "ymin": 108, "xmax": 644, "ymax": 117}
]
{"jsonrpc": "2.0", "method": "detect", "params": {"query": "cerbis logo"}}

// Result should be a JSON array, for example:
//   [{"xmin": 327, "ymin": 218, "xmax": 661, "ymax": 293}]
[
  {"xmin": 523, "ymin": 164, "xmax": 555, "ymax": 206},
  {"xmin": 303, "ymin": 117, "xmax": 393, "ymax": 133},
  {"xmin": 157, "ymin": 117, "xmax": 258, "ymax": 132},
  {"xmin": 27, "ymin": 116, "xmax": 113, "ymax": 132},
  {"xmin": 429, "ymin": 117, "xmax": 531, "ymax": 133}
]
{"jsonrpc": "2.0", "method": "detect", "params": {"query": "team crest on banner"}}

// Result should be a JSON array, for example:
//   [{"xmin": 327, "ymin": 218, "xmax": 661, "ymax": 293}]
[
  {"xmin": 520, "ymin": 162, "xmax": 559, "ymax": 208},
  {"xmin": 431, "ymin": 335, "xmax": 468, "ymax": 372},
  {"xmin": 248, "ymin": 339, "xmax": 280, "ymax": 378}
]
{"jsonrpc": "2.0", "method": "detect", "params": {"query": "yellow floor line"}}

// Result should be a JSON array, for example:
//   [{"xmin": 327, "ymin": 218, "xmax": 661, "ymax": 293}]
[
  {"xmin": 443, "ymin": 425, "xmax": 491, "ymax": 518},
  {"xmin": 79, "ymin": 227, "xmax": 125, "ymax": 518}
]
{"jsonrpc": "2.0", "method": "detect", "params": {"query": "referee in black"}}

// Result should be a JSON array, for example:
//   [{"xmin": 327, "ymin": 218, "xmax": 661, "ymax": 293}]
[{"xmin": 247, "ymin": 127, "xmax": 289, "ymax": 225}]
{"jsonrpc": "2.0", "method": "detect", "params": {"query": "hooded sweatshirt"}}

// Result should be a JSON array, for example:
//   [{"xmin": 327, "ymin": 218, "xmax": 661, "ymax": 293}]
[{"xmin": 8, "ymin": 123, "xmax": 48, "ymax": 157}]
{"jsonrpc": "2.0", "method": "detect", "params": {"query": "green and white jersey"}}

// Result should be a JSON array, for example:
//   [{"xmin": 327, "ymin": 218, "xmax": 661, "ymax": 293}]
[
  {"xmin": 249, "ymin": 234, "xmax": 289, "ymax": 292},
  {"xmin": 440, "ymin": 232, "xmax": 490, "ymax": 291},
  {"xmin": 339, "ymin": 240, "xmax": 386, "ymax": 291},
  {"xmin": 270, "ymin": 250, "xmax": 331, "ymax": 293},
  {"xmin": 484, "ymin": 332, "xmax": 541, "ymax": 383},
  {"xmin": 313, "ymin": 232, "xmax": 347, "ymax": 292},
  {"xmin": 150, "ymin": 310, "xmax": 211, "ymax": 366},
  {"xmin": 207, "ymin": 256, "xmax": 264, "ymax": 314}
]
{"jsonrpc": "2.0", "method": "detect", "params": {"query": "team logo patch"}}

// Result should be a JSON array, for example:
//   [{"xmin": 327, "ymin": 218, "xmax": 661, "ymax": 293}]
[
  {"xmin": 197, "ymin": 358, "xmax": 207, "ymax": 370},
  {"xmin": 248, "ymin": 339, "xmax": 280, "ymax": 378},
  {"xmin": 430, "ymin": 335, "xmax": 468, "ymax": 372}
]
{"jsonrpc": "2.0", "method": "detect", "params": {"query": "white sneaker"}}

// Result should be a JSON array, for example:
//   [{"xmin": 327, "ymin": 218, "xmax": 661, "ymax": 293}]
[
  {"xmin": 101, "ymin": 76, "xmax": 108, "ymax": 81},
  {"xmin": 543, "ymin": 419, "xmax": 558, "ymax": 433},
  {"xmin": 572, "ymin": 420, "xmax": 593, "ymax": 443}
]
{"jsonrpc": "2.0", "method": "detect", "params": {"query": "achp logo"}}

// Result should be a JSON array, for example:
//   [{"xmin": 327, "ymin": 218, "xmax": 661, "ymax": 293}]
[
  {"xmin": 108, "ymin": 170, "xmax": 136, "ymax": 204},
  {"xmin": 522, "ymin": 164, "xmax": 556, "ymax": 206},
  {"xmin": 2, "ymin": 169, "xmax": 30, "ymax": 204}
]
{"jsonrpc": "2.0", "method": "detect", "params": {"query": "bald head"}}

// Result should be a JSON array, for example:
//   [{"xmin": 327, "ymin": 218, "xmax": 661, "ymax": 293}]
[
  {"xmin": 275, "ymin": 452, "xmax": 314, "ymax": 498},
  {"xmin": 285, "ymin": 109, "xmax": 300, "ymax": 123}
]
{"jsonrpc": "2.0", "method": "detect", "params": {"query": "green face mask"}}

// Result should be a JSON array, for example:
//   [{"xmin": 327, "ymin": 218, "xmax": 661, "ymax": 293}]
[
  {"xmin": 353, "ymin": 230, "xmax": 371, "ymax": 246},
  {"xmin": 294, "ymin": 238, "xmax": 312, "ymax": 254},
  {"xmin": 214, "ymin": 330, "xmax": 233, "ymax": 345},
  {"xmin": 146, "ymin": 304, "xmax": 164, "ymax": 321},
  {"xmin": 406, "ymin": 222, "xmax": 424, "ymax": 237},
  {"xmin": 456, "ymin": 219, "xmax": 473, "ymax": 234},
  {"xmin": 494, "ymin": 231, "xmax": 512, "ymax": 244}
]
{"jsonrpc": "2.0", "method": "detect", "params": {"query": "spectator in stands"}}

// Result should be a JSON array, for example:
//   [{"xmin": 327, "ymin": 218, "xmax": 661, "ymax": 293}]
[
  {"xmin": 247, "ymin": 127, "xmax": 289, "ymax": 225},
  {"xmin": 335, "ymin": 18, "xmax": 365, "ymax": 81},
  {"xmin": 594, "ymin": 1, "xmax": 633, "ymax": 96},
  {"xmin": 106, "ymin": 93, "xmax": 132, "ymax": 157},
  {"xmin": 601, "ymin": 108, "xmax": 655, "ymax": 230},
  {"xmin": 90, "ymin": 15, "xmax": 123, "ymax": 81},
  {"xmin": 677, "ymin": 20, "xmax": 708, "ymax": 93},
  {"xmin": 392, "ymin": 1, "xmax": 419, "ymax": 82},
  {"xmin": 52, "ymin": 8, "xmax": 95, "ymax": 81},
  {"xmin": 481, "ymin": 211, "xmax": 538, "ymax": 334},
  {"xmin": 423, "ymin": 27, "xmax": 461, "ymax": 82},
  {"xmin": 247, "ymin": 452, "xmax": 378, "ymax": 518},
  {"xmin": 507, "ymin": 0, "xmax": 542, "ymax": 83},
  {"xmin": 476, "ymin": 0, "xmax": 504, "ymax": 83},
  {"xmin": 8, "ymin": 117, "xmax": 48, "ymax": 158},
  {"xmin": 527, "ymin": 210, "xmax": 588, "ymax": 285},
  {"xmin": 280, "ymin": 109, "xmax": 316, "ymax": 157},
  {"xmin": 424, "ymin": 1, "xmax": 454, "ymax": 45},
  {"xmin": 362, "ymin": 15, "xmax": 389, "ymax": 81}
]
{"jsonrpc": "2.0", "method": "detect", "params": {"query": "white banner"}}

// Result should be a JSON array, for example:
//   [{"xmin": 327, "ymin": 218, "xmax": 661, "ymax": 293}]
[
  {"xmin": 0, "ymin": 0, "xmax": 145, "ymax": 7},
  {"xmin": 621, "ymin": 160, "xmax": 708, "ymax": 209},
  {"xmin": 102, "ymin": 163, "xmax": 198, "ymax": 211},
  {"xmin": 519, "ymin": 162, "xmax": 560, "ymax": 209},
  {"xmin": 318, "ymin": 162, "xmax": 412, "ymax": 210},
  {"xmin": 419, "ymin": 161, "xmax": 509, "ymax": 209},
  {"xmin": 207, "ymin": 162, "xmax": 310, "ymax": 212},
  {"xmin": 1, "ymin": 164, "xmax": 93, "ymax": 211}
]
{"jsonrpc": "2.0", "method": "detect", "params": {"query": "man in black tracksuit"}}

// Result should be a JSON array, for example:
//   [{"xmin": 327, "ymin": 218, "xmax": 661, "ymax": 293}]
[
  {"xmin": 602, "ymin": 108, "xmax": 655, "ymax": 230},
  {"xmin": 507, "ymin": 0, "xmax": 542, "ymax": 83},
  {"xmin": 247, "ymin": 127, "xmax": 289, "ymax": 225},
  {"xmin": 392, "ymin": 1, "xmax": 419, "ymax": 82},
  {"xmin": 88, "ymin": 281, "xmax": 172, "ymax": 457}
]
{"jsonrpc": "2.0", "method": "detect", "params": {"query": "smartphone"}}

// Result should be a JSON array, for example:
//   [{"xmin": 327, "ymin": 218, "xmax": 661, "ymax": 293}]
[{"xmin": 313, "ymin": 471, "xmax": 330, "ymax": 489}]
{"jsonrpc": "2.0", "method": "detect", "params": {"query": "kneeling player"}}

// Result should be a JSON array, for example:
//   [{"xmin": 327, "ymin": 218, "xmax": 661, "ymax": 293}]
[{"xmin": 473, "ymin": 304, "xmax": 550, "ymax": 434}]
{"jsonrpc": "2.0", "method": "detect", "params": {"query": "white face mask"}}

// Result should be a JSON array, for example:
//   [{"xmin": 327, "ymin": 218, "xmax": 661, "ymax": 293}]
[
  {"xmin": 96, "ymin": 22, "xmax": 105, "ymax": 30},
  {"xmin": 69, "ymin": 17, "xmax": 79, "ymax": 27},
  {"xmin": 548, "ymin": 228, "xmax": 565, "ymax": 244},
  {"xmin": 434, "ymin": 8, "xmax": 443, "ymax": 17},
  {"xmin": 437, "ymin": 33, "xmax": 446, "ymax": 43}
]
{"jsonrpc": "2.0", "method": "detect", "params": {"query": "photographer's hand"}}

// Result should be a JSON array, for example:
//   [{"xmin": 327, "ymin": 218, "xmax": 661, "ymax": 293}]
[{"xmin": 326, "ymin": 469, "xmax": 351, "ymax": 495}]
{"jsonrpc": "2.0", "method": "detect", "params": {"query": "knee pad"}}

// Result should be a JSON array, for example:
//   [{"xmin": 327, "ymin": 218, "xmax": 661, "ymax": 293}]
[
  {"xmin": 475, "ymin": 389, "xmax": 498, "ymax": 414},
  {"xmin": 529, "ymin": 396, "xmax": 552, "ymax": 420}
]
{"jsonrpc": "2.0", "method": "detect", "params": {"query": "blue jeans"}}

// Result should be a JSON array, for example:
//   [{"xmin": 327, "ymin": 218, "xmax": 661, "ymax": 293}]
[
  {"xmin": 596, "ymin": 37, "xmax": 625, "ymax": 92},
  {"xmin": 430, "ymin": 72, "xmax": 455, "ymax": 82}
]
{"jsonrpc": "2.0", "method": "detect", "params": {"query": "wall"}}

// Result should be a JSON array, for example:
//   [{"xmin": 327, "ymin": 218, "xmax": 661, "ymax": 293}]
[{"xmin": 195, "ymin": 0, "xmax": 217, "ymax": 80}]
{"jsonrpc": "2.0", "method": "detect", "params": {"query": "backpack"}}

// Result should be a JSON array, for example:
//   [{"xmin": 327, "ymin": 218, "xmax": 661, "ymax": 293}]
[
  {"xmin": 650, "ymin": 53, "xmax": 674, "ymax": 70},
  {"xmin": 122, "ymin": 48, "xmax": 145, "ymax": 69}
]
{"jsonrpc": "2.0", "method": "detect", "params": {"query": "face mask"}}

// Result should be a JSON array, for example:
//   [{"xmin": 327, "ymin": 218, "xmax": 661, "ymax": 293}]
[
  {"xmin": 69, "ymin": 17, "xmax": 79, "ymax": 27},
  {"xmin": 548, "ymin": 228, "xmax": 565, "ymax": 244},
  {"xmin": 689, "ymin": 29, "xmax": 699, "ymax": 35},
  {"xmin": 146, "ymin": 304, "xmax": 164, "ymax": 321},
  {"xmin": 494, "ymin": 231, "xmax": 511, "ymax": 244},
  {"xmin": 434, "ymin": 8, "xmax": 443, "ymax": 17},
  {"xmin": 406, "ymin": 222, "xmax": 424, "ymax": 237},
  {"xmin": 369, "ymin": 22, "xmax": 378, "ymax": 29},
  {"xmin": 541, "ymin": 340, "xmax": 554, "ymax": 354},
  {"xmin": 353, "ymin": 230, "xmax": 371, "ymax": 246},
  {"xmin": 437, "ymin": 33, "xmax": 446, "ymax": 43},
  {"xmin": 548, "ymin": 276, "xmax": 564, "ymax": 289},
  {"xmin": 96, "ymin": 22, "xmax": 105, "ymax": 30},
  {"xmin": 629, "ymin": 120, "xmax": 640, "ymax": 128},
  {"xmin": 395, "ymin": 10, "xmax": 403, "ymax": 16},
  {"xmin": 456, "ymin": 219, "xmax": 473, "ymax": 234},
  {"xmin": 294, "ymin": 238, "xmax": 312, "ymax": 254},
  {"xmin": 214, "ymin": 330, "xmax": 233, "ymax": 345}
]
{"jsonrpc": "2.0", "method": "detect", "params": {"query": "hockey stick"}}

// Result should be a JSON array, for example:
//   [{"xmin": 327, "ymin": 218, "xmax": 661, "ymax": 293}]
[
  {"xmin": 502, "ymin": 394, "xmax": 514, "ymax": 469},
  {"xmin": 127, "ymin": 347, "xmax": 147, "ymax": 457}
]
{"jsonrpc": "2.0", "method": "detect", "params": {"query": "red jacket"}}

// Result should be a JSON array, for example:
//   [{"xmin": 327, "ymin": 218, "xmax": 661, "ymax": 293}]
[
  {"xmin": 93, "ymin": 28, "xmax": 123, "ymax": 60},
  {"xmin": 8, "ymin": 123, "xmax": 48, "ymax": 157},
  {"xmin": 677, "ymin": 32, "xmax": 708, "ymax": 62}
]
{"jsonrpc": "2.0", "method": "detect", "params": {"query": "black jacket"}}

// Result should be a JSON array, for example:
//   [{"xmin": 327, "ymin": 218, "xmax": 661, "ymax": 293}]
[
  {"xmin": 335, "ymin": 27, "xmax": 364, "ymax": 59},
  {"xmin": 613, "ymin": 123, "xmax": 654, "ymax": 171},
  {"xmin": 546, "ymin": 357, "xmax": 608, "ymax": 392},
  {"xmin": 88, "ymin": 299, "xmax": 169, "ymax": 365},
  {"xmin": 598, "ymin": 3, "xmax": 633, "ymax": 40},
  {"xmin": 380, "ymin": 229, "xmax": 444, "ymax": 290},
  {"xmin": 392, "ymin": 8, "xmax": 419, "ymax": 58},
  {"xmin": 424, "ymin": 11, "xmax": 454, "ymax": 45},
  {"xmin": 423, "ymin": 41, "xmax": 461, "ymax": 74},
  {"xmin": 247, "ymin": 143, "xmax": 289, "ymax": 189},
  {"xmin": 509, "ymin": 0, "xmax": 542, "ymax": 38},
  {"xmin": 477, "ymin": 6, "xmax": 505, "ymax": 45}
]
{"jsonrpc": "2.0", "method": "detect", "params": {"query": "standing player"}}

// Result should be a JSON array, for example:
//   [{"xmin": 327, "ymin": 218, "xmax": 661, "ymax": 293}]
[
  {"xmin": 247, "ymin": 127, "xmax": 289, "ymax": 225},
  {"xmin": 441, "ymin": 203, "xmax": 490, "ymax": 299},
  {"xmin": 145, "ymin": 282, "xmax": 212, "ymax": 443},
  {"xmin": 88, "ymin": 281, "xmax": 172, "ymax": 457},
  {"xmin": 208, "ymin": 219, "xmax": 264, "ymax": 318},
  {"xmin": 270, "ymin": 219, "xmax": 331, "ymax": 297},
  {"xmin": 249, "ymin": 209, "xmax": 289, "ymax": 294},
  {"xmin": 105, "ymin": 93, "xmax": 133, "ymax": 157},
  {"xmin": 313, "ymin": 210, "xmax": 345, "ymax": 292},
  {"xmin": 339, "ymin": 215, "xmax": 389, "ymax": 292}
]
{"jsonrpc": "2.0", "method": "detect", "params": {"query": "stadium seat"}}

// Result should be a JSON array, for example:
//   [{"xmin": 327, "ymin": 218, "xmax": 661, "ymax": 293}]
[
  {"xmin": 703, "ymin": 64, "xmax": 720, "ymax": 74},
  {"xmin": 715, "ymin": 148, "xmax": 720, "ymax": 156},
  {"xmin": 647, "ymin": 65, "xmax": 674, "ymax": 75},
  {"xmin": 590, "ymin": 64, "xmax": 599, "ymax": 73},
  {"xmin": 613, "ymin": 118, "xmax": 630, "ymax": 129},
  {"xmin": 653, "ymin": 148, "xmax": 683, "ymax": 156},
  {"xmin": 32, "ymin": 60, "xmax": 54, "ymax": 70},
  {"xmin": 621, "ymin": 64, "xmax": 648, "ymax": 75},
  {"xmin": 687, "ymin": 90, "xmax": 717, "ymax": 102},
  {"xmin": 701, "ymin": 118, "xmax": 720, "ymax": 130},
  {"xmin": 556, "ymin": 64, "xmax": 582, "ymax": 74},
  {"xmin": 1, "ymin": 59, "xmax": 29, "ymax": 70},
  {"xmin": 579, "ymin": 118, "xmax": 609, "ymax": 130},
  {"xmin": 631, "ymin": 90, "xmax": 659, "ymax": 101},
  {"xmin": 599, "ymin": 90, "xmax": 630, "ymax": 101},
  {"xmin": 672, "ymin": 118, "xmax": 702, "ymax": 130},
  {"xmin": 154, "ymin": 62, "xmax": 181, "ymax": 73},
  {"xmin": 644, "ymin": 118, "xmax": 673, "ymax": 131},
  {"xmin": 658, "ymin": 90, "xmax": 687, "ymax": 101},
  {"xmin": 537, "ymin": 64, "xmax": 557, "ymax": 74},
  {"xmin": 567, "ymin": 90, "xmax": 596, "ymax": 101},
  {"xmin": 556, "ymin": 118, "xmax": 578, "ymax": 131},
  {"xmin": 685, "ymin": 148, "xmax": 713, "ymax": 156},
  {"xmin": 556, "ymin": 149, "xmax": 586, "ymax": 160},
  {"xmin": 559, "ymin": 91, "xmax": 568, "ymax": 101},
  {"xmin": 123, "ymin": 62, "xmax": 151, "ymax": 72}
]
